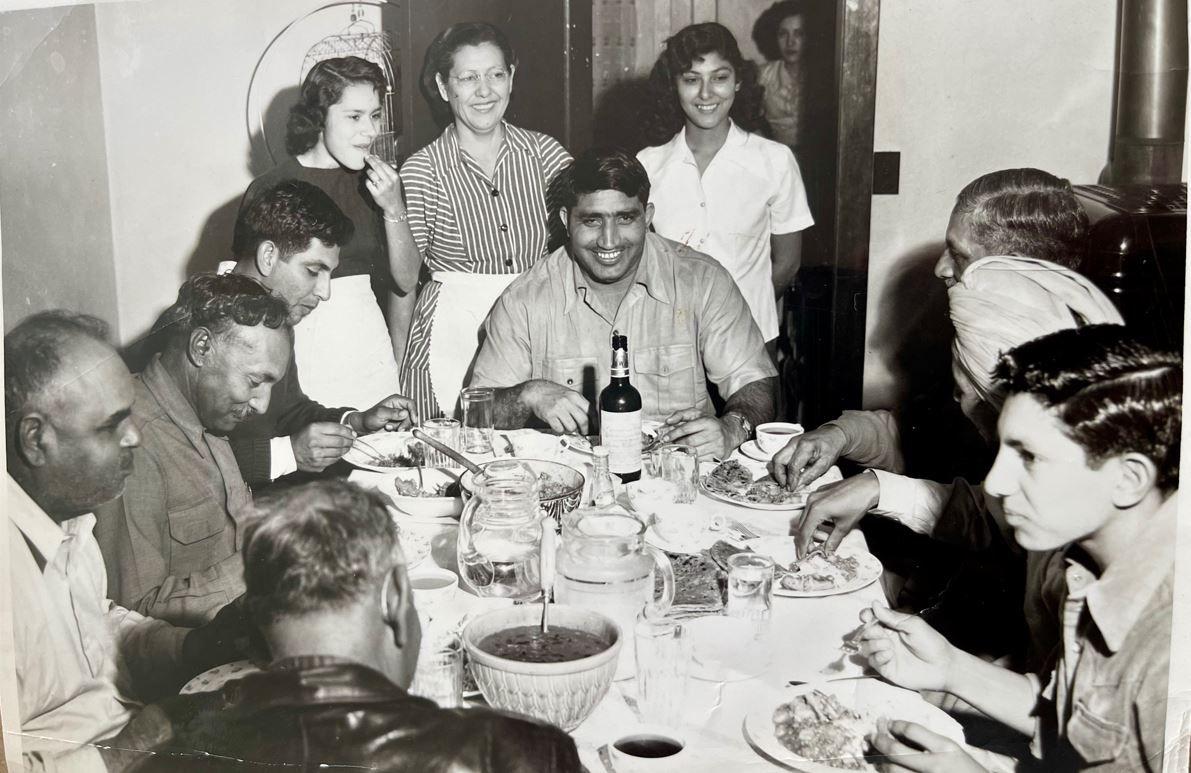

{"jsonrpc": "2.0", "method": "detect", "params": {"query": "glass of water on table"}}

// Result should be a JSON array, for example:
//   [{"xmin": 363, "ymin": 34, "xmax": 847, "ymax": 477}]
[
  {"xmin": 726, "ymin": 552, "xmax": 775, "ymax": 622},
  {"xmin": 421, "ymin": 418, "xmax": 460, "ymax": 467}
]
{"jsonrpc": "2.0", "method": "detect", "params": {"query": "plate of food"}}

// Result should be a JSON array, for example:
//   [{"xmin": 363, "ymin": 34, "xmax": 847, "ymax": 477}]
[
  {"xmin": 743, "ymin": 680, "xmax": 966, "ymax": 772},
  {"xmin": 700, "ymin": 459, "xmax": 807, "ymax": 510},
  {"xmin": 392, "ymin": 522, "xmax": 432, "ymax": 568},
  {"xmin": 740, "ymin": 535, "xmax": 882, "ymax": 597},
  {"xmin": 560, "ymin": 420, "xmax": 663, "ymax": 455},
  {"xmin": 343, "ymin": 432, "xmax": 428, "ymax": 473},
  {"xmin": 383, "ymin": 468, "xmax": 464, "ymax": 519}
]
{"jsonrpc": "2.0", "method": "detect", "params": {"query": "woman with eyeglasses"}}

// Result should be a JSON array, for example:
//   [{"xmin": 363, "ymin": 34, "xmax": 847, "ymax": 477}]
[{"xmin": 389, "ymin": 22, "xmax": 571, "ymax": 420}]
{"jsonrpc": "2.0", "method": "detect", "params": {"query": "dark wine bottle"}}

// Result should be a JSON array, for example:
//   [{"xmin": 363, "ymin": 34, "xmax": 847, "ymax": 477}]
[{"xmin": 599, "ymin": 332, "xmax": 642, "ymax": 483}]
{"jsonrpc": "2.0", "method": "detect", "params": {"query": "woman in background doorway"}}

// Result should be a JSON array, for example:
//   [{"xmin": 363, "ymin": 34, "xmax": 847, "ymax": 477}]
[
  {"xmin": 241, "ymin": 56, "xmax": 402, "ymax": 409},
  {"xmin": 393, "ymin": 22, "xmax": 571, "ymax": 420},
  {"xmin": 637, "ymin": 22, "xmax": 813, "ymax": 366},
  {"xmin": 753, "ymin": 0, "xmax": 815, "ymax": 151}
]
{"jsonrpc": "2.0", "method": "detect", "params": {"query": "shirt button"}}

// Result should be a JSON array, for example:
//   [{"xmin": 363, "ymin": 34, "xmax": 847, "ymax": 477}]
[
  {"xmin": 499, "ymin": 223, "xmax": 508, "ymax": 232},
  {"xmin": 504, "ymin": 258, "xmax": 513, "ymax": 267},
  {"xmin": 491, "ymin": 189, "xmax": 500, "ymax": 197},
  {"xmin": 699, "ymin": 202, "xmax": 706, "ymax": 208},
  {"xmin": 566, "ymin": 378, "xmax": 574, "ymax": 385}
]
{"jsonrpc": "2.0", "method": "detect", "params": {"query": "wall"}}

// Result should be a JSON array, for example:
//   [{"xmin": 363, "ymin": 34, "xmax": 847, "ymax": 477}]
[
  {"xmin": 863, "ymin": 0, "xmax": 1116, "ymax": 407},
  {"xmin": 1, "ymin": 4, "xmax": 119, "ymax": 334},
  {"xmin": 93, "ymin": 0, "xmax": 380, "ymax": 346}
]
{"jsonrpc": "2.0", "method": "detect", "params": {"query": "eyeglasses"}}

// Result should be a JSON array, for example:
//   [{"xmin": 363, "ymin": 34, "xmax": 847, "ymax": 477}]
[{"xmin": 449, "ymin": 69, "xmax": 510, "ymax": 91}]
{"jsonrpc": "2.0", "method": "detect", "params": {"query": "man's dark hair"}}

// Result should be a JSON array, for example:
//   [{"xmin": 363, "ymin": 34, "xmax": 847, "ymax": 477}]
[
  {"xmin": 640, "ymin": 22, "xmax": 770, "ymax": 148},
  {"xmin": 158, "ymin": 273, "xmax": 289, "ymax": 348},
  {"xmin": 287, "ymin": 56, "xmax": 388, "ymax": 157},
  {"xmin": 243, "ymin": 479, "xmax": 401, "ymax": 626},
  {"xmin": 421, "ymin": 22, "xmax": 517, "ymax": 125},
  {"xmin": 558, "ymin": 148, "xmax": 652, "ymax": 211},
  {"xmin": 953, "ymin": 168, "xmax": 1090, "ymax": 268},
  {"xmin": 995, "ymin": 324, "xmax": 1182, "ymax": 491},
  {"xmin": 5, "ymin": 310, "xmax": 110, "ymax": 419},
  {"xmin": 233, "ymin": 180, "xmax": 353, "ymax": 261}
]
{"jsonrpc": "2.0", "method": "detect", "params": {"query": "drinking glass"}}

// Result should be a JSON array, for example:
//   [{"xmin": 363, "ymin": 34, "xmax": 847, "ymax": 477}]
[
  {"xmin": 460, "ymin": 387, "xmax": 495, "ymax": 454},
  {"xmin": 421, "ymin": 418, "xmax": 461, "ymax": 468},
  {"xmin": 725, "ymin": 553, "xmax": 775, "ymax": 622},
  {"xmin": 654, "ymin": 444, "xmax": 699, "ymax": 503},
  {"xmin": 368, "ymin": 130, "xmax": 401, "ymax": 168},
  {"xmin": 409, "ymin": 633, "xmax": 464, "ymax": 708},
  {"xmin": 634, "ymin": 611, "xmax": 691, "ymax": 729}
]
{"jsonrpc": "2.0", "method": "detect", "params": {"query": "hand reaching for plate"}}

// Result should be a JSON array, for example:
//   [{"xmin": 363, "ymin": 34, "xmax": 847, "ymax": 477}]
[
  {"xmin": 791, "ymin": 470, "xmax": 880, "ymax": 557},
  {"xmin": 867, "ymin": 719, "xmax": 987, "ymax": 772},
  {"xmin": 769, "ymin": 424, "xmax": 848, "ymax": 490}
]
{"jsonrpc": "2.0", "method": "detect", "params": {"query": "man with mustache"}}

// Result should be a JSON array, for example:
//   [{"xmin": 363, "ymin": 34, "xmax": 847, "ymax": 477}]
[
  {"xmin": 6, "ymin": 311, "xmax": 257, "ymax": 772},
  {"xmin": 95, "ymin": 273, "xmax": 291, "ymax": 626}
]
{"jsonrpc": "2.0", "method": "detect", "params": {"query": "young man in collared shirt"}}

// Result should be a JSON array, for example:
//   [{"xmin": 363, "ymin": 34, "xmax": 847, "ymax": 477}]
[{"xmin": 856, "ymin": 325, "xmax": 1179, "ymax": 772}]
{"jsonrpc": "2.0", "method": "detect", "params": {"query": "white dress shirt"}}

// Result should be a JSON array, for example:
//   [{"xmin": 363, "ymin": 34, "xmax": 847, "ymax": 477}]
[
  {"xmin": 637, "ymin": 122, "xmax": 814, "ymax": 341},
  {"xmin": 7, "ymin": 476, "xmax": 187, "ymax": 773}
]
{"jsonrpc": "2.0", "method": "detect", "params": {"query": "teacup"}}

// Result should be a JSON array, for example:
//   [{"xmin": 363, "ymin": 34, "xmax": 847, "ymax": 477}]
[
  {"xmin": 610, "ymin": 729, "xmax": 687, "ymax": 771},
  {"xmin": 408, "ymin": 566, "xmax": 460, "ymax": 626},
  {"xmin": 756, "ymin": 422, "xmax": 805, "ymax": 455}
]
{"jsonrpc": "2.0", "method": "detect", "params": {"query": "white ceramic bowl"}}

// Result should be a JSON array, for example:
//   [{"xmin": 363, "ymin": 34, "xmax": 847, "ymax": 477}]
[
  {"xmin": 384, "ymin": 468, "xmax": 463, "ymax": 519},
  {"xmin": 462, "ymin": 604, "xmax": 621, "ymax": 731}
]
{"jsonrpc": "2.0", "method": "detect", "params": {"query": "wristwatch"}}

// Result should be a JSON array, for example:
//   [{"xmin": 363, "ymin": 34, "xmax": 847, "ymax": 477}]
[{"xmin": 722, "ymin": 411, "xmax": 754, "ymax": 442}]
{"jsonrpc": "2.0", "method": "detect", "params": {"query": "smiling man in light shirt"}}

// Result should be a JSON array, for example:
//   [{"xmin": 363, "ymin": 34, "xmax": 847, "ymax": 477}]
[
  {"xmin": 5, "ymin": 311, "xmax": 257, "ymax": 772},
  {"xmin": 470, "ymin": 148, "xmax": 776, "ymax": 459}
]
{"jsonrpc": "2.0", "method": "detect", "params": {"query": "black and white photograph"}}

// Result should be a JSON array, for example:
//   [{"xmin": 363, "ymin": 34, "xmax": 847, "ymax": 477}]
[{"xmin": 1, "ymin": 0, "xmax": 1188, "ymax": 770}]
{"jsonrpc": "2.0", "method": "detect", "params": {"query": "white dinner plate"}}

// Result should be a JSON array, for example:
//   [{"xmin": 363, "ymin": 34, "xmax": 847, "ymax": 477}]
[
  {"xmin": 699, "ymin": 477, "xmax": 807, "ymax": 511},
  {"xmin": 643, "ymin": 524, "xmax": 719, "ymax": 555},
  {"xmin": 743, "ymin": 679, "xmax": 966, "ymax": 772},
  {"xmin": 559, "ymin": 420, "xmax": 663, "ymax": 456},
  {"xmin": 744, "ymin": 535, "xmax": 882, "ymax": 598}
]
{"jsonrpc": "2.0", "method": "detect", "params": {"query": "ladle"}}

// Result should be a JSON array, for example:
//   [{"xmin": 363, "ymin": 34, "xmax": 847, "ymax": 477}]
[{"xmin": 412, "ymin": 428, "xmax": 484, "ymax": 476}]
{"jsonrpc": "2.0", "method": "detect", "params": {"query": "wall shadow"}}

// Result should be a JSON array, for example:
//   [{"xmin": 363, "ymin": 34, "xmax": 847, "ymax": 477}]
[
  {"xmin": 592, "ymin": 76, "xmax": 654, "ymax": 153},
  {"xmin": 868, "ymin": 242, "xmax": 991, "ymax": 482}
]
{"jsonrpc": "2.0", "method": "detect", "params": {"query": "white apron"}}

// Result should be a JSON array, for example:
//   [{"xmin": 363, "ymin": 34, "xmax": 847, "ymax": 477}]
[
  {"xmin": 293, "ymin": 275, "xmax": 401, "ymax": 409},
  {"xmin": 427, "ymin": 271, "xmax": 518, "ymax": 417}
]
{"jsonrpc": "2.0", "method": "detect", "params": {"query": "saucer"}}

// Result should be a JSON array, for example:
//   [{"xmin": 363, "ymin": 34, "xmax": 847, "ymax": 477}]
[{"xmin": 739, "ymin": 440, "xmax": 777, "ymax": 463}]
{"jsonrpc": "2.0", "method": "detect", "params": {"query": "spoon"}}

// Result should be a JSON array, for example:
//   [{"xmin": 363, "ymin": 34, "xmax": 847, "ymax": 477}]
[
  {"xmin": 412, "ymin": 429, "xmax": 484, "ymax": 476},
  {"xmin": 540, "ymin": 520, "xmax": 556, "ymax": 634}
]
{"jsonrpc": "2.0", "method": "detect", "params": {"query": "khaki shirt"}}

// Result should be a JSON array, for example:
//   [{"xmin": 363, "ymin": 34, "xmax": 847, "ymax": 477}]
[
  {"xmin": 1031, "ymin": 493, "xmax": 1177, "ymax": 771},
  {"xmin": 94, "ymin": 355, "xmax": 249, "ymax": 627},
  {"xmin": 470, "ymin": 233, "xmax": 776, "ymax": 423}
]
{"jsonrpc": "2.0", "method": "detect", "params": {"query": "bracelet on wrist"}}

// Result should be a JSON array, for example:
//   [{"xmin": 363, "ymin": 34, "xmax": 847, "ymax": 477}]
[{"xmin": 383, "ymin": 210, "xmax": 408, "ymax": 224}]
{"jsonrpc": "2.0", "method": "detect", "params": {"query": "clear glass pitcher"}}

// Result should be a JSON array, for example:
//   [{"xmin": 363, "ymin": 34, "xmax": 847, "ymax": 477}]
[
  {"xmin": 457, "ymin": 460, "xmax": 544, "ymax": 600},
  {"xmin": 555, "ymin": 507, "xmax": 674, "ymax": 678}
]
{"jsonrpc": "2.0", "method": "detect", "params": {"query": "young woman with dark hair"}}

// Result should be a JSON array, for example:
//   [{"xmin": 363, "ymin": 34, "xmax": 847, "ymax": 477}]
[
  {"xmin": 637, "ymin": 22, "xmax": 814, "ymax": 355},
  {"xmin": 239, "ymin": 56, "xmax": 403, "ymax": 409}
]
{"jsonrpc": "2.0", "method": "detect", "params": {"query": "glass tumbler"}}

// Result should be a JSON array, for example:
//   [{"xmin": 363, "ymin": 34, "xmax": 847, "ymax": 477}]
[
  {"xmin": 634, "ymin": 611, "xmax": 691, "ymax": 729},
  {"xmin": 655, "ymin": 444, "xmax": 699, "ymax": 503},
  {"xmin": 421, "ymin": 418, "xmax": 461, "ymax": 468},
  {"xmin": 368, "ymin": 130, "xmax": 401, "ymax": 167},
  {"xmin": 460, "ymin": 387, "xmax": 495, "ymax": 454},
  {"xmin": 725, "ymin": 553, "xmax": 775, "ymax": 622},
  {"xmin": 409, "ymin": 633, "xmax": 464, "ymax": 708}
]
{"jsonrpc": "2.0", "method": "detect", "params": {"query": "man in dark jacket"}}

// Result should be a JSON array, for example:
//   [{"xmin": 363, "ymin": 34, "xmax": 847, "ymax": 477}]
[{"xmin": 148, "ymin": 479, "xmax": 582, "ymax": 772}]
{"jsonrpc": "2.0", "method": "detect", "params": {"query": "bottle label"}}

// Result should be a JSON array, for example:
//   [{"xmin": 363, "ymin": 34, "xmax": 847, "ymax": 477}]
[{"xmin": 601, "ymin": 409, "xmax": 642, "ymax": 474}]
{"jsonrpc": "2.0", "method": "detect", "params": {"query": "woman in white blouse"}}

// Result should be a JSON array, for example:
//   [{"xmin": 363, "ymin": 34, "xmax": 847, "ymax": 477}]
[{"xmin": 637, "ymin": 22, "xmax": 814, "ymax": 357}]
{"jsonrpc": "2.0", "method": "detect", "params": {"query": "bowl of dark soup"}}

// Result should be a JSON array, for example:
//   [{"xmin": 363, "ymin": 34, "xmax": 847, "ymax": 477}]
[{"xmin": 462, "ymin": 605, "xmax": 621, "ymax": 730}]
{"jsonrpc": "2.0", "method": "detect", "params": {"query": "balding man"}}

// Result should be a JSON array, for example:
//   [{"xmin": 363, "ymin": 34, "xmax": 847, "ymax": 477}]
[{"xmin": 5, "ymin": 311, "xmax": 253, "ymax": 772}]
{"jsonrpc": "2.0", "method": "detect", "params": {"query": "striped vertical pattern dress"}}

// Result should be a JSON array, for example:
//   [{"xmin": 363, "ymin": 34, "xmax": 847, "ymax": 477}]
[{"xmin": 399, "ymin": 122, "xmax": 571, "ymax": 419}]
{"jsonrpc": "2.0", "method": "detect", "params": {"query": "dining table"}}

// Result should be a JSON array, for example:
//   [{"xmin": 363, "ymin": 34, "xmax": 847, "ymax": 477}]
[{"xmin": 183, "ymin": 428, "xmax": 1001, "ymax": 772}]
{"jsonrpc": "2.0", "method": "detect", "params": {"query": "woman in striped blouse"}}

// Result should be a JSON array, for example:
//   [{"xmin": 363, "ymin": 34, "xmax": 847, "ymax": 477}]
[{"xmin": 386, "ymin": 22, "xmax": 571, "ymax": 420}]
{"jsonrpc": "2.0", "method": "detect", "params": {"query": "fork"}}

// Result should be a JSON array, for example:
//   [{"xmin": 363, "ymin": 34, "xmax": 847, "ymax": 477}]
[
  {"xmin": 729, "ymin": 519, "xmax": 760, "ymax": 540},
  {"xmin": 352, "ymin": 436, "xmax": 387, "ymax": 462}
]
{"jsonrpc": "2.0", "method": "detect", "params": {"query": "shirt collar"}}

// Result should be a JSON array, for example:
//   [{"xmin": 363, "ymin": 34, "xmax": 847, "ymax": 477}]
[
  {"xmin": 6, "ymin": 473, "xmax": 91, "ymax": 569},
  {"xmin": 562, "ymin": 233, "xmax": 674, "ymax": 314},
  {"xmin": 443, "ymin": 121, "xmax": 526, "ymax": 169},
  {"xmin": 1075, "ymin": 492, "xmax": 1178, "ymax": 653},
  {"xmin": 140, "ymin": 353, "xmax": 208, "ymax": 454},
  {"xmin": 671, "ymin": 120, "xmax": 750, "ymax": 168}
]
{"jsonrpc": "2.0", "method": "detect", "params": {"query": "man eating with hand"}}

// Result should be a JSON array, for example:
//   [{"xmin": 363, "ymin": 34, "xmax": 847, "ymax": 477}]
[
  {"xmin": 469, "ymin": 148, "xmax": 776, "ymax": 459},
  {"xmin": 857, "ymin": 325, "xmax": 1179, "ymax": 772}
]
